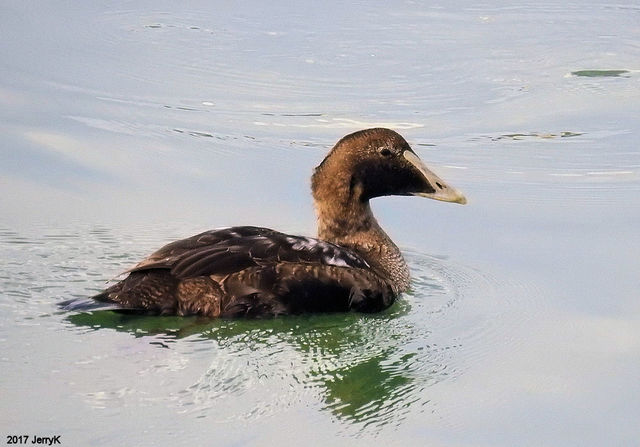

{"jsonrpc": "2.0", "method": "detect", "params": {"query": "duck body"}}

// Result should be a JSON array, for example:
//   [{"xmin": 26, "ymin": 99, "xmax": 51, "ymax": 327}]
[
  {"xmin": 86, "ymin": 128, "xmax": 466, "ymax": 318},
  {"xmin": 93, "ymin": 226, "xmax": 394, "ymax": 317}
]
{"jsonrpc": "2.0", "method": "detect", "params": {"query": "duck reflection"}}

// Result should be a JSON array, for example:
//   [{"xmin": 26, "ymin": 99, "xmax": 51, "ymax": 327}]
[{"xmin": 64, "ymin": 298, "xmax": 450, "ymax": 429}]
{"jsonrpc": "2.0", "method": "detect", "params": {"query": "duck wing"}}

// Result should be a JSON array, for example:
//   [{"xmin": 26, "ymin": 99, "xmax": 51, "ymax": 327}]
[
  {"xmin": 92, "ymin": 226, "xmax": 394, "ymax": 317},
  {"xmin": 218, "ymin": 262, "xmax": 395, "ymax": 317},
  {"xmin": 127, "ymin": 226, "xmax": 371, "ymax": 278}
]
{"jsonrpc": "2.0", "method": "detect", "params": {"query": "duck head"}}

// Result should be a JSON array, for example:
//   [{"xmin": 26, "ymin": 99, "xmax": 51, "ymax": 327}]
[{"xmin": 312, "ymin": 128, "xmax": 467, "ymax": 205}]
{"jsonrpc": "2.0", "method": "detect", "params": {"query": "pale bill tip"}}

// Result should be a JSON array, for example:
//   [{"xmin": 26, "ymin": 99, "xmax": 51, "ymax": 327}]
[{"xmin": 403, "ymin": 150, "xmax": 468, "ymax": 205}]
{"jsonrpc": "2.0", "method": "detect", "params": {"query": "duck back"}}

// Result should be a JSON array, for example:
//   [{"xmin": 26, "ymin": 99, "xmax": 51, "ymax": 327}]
[{"xmin": 89, "ymin": 226, "xmax": 395, "ymax": 317}]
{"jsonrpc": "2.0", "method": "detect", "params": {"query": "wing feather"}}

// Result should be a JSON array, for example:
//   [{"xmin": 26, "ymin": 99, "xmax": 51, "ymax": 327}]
[
  {"xmin": 94, "ymin": 226, "xmax": 394, "ymax": 317},
  {"xmin": 220, "ymin": 263, "xmax": 394, "ymax": 316},
  {"xmin": 126, "ymin": 226, "xmax": 370, "ymax": 280}
]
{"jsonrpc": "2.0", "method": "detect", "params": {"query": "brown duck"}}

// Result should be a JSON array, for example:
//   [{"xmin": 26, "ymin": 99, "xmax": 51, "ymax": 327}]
[{"xmin": 86, "ymin": 128, "xmax": 466, "ymax": 317}]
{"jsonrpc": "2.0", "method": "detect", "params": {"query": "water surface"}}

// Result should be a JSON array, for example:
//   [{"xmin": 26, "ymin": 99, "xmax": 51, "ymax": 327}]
[{"xmin": 1, "ymin": 1, "xmax": 639, "ymax": 446}]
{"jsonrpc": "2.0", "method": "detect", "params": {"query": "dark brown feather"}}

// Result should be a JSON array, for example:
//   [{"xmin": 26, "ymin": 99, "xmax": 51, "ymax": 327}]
[{"xmin": 88, "ymin": 227, "xmax": 384, "ymax": 317}]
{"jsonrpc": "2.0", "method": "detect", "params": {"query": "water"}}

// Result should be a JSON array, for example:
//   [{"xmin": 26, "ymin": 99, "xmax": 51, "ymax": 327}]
[{"xmin": 1, "ymin": 1, "xmax": 639, "ymax": 445}]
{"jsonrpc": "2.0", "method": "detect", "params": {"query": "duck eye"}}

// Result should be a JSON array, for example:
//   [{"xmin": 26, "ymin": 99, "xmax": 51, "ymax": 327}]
[{"xmin": 379, "ymin": 148, "xmax": 392, "ymax": 157}]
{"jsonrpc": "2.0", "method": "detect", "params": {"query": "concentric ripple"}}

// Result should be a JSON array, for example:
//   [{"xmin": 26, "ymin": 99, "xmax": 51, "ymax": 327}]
[
  {"xmin": 0, "ymin": 218, "xmax": 544, "ymax": 435},
  {"xmin": 162, "ymin": 250, "xmax": 539, "ymax": 433}
]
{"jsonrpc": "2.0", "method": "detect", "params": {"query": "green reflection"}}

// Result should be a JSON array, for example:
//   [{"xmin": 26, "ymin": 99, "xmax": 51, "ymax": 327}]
[
  {"xmin": 64, "ymin": 296, "xmax": 448, "ymax": 430},
  {"xmin": 322, "ymin": 352, "xmax": 413, "ymax": 425}
]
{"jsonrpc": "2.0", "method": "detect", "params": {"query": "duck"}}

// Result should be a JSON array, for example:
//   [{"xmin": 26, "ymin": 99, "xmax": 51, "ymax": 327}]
[{"xmin": 86, "ymin": 128, "xmax": 466, "ymax": 317}]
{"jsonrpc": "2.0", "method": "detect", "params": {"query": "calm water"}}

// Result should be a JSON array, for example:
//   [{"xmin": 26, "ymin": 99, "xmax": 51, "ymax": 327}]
[{"xmin": 1, "ymin": 1, "xmax": 639, "ymax": 445}]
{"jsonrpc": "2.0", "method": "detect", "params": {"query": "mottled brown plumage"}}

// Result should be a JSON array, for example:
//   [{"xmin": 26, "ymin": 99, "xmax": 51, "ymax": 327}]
[{"xmin": 79, "ymin": 128, "xmax": 466, "ymax": 317}]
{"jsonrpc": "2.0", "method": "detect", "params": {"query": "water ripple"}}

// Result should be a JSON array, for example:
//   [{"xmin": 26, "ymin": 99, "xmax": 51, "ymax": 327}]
[{"xmin": 1, "ymin": 223, "xmax": 546, "ymax": 434}]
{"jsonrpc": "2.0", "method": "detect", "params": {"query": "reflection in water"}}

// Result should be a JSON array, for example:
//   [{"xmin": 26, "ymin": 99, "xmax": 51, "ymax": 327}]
[{"xmin": 63, "ymin": 251, "xmax": 466, "ymax": 431}]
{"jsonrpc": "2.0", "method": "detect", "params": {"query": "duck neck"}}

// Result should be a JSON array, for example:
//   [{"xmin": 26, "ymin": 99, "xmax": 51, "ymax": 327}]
[{"xmin": 312, "ymin": 170, "xmax": 410, "ymax": 292}]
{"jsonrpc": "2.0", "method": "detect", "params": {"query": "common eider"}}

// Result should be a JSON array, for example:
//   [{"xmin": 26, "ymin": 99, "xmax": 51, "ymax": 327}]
[{"xmin": 84, "ymin": 128, "xmax": 466, "ymax": 317}]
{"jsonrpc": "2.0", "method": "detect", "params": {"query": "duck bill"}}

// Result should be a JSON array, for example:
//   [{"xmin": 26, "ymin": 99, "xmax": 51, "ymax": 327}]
[{"xmin": 403, "ymin": 150, "xmax": 467, "ymax": 204}]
